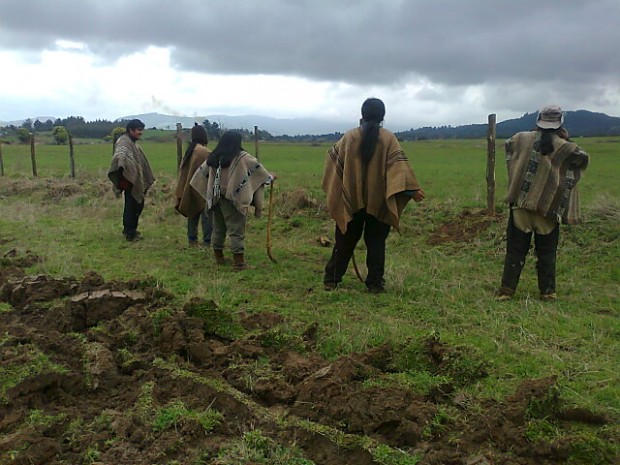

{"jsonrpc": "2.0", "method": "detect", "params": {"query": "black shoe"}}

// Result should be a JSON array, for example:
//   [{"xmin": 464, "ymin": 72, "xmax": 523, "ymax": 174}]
[
  {"xmin": 367, "ymin": 286, "xmax": 385, "ymax": 294},
  {"xmin": 125, "ymin": 231, "xmax": 143, "ymax": 241}
]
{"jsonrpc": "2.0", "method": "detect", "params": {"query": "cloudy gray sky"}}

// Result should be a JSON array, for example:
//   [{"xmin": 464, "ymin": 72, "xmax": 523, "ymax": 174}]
[{"xmin": 1, "ymin": 0, "xmax": 619, "ymax": 132}]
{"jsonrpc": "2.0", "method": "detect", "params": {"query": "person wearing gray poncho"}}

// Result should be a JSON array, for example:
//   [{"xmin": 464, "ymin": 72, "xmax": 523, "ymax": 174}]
[
  {"xmin": 108, "ymin": 119, "xmax": 155, "ymax": 241},
  {"xmin": 496, "ymin": 106, "xmax": 589, "ymax": 301}
]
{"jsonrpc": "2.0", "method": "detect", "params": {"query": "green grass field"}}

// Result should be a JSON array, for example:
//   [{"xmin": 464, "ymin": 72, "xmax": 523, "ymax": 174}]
[{"xmin": 1, "ymin": 136, "xmax": 619, "ymax": 462}]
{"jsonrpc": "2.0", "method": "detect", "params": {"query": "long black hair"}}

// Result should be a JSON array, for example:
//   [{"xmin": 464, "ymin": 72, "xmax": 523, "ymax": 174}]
[
  {"xmin": 360, "ymin": 98, "xmax": 386, "ymax": 164},
  {"xmin": 207, "ymin": 131, "xmax": 244, "ymax": 168},
  {"xmin": 181, "ymin": 123, "xmax": 208, "ymax": 168},
  {"xmin": 539, "ymin": 128, "xmax": 558, "ymax": 156}
]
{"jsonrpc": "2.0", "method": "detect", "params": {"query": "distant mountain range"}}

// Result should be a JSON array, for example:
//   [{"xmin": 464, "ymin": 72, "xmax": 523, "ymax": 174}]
[
  {"xmin": 395, "ymin": 110, "xmax": 620, "ymax": 139},
  {"xmin": 2, "ymin": 110, "xmax": 619, "ymax": 138},
  {"xmin": 117, "ymin": 112, "xmax": 352, "ymax": 136}
]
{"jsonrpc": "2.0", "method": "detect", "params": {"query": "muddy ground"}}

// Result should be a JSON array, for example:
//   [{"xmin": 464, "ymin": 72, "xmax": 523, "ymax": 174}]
[
  {"xmin": 427, "ymin": 208, "xmax": 504, "ymax": 245},
  {"xmin": 0, "ymin": 245, "xmax": 616, "ymax": 465}
]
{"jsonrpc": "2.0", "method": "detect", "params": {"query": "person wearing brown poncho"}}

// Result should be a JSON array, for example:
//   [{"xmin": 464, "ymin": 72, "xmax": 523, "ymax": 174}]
[
  {"xmin": 175, "ymin": 123, "xmax": 212, "ymax": 247},
  {"xmin": 108, "ymin": 119, "xmax": 155, "ymax": 241},
  {"xmin": 497, "ymin": 105, "xmax": 589, "ymax": 301},
  {"xmin": 322, "ymin": 98, "xmax": 425, "ymax": 293}
]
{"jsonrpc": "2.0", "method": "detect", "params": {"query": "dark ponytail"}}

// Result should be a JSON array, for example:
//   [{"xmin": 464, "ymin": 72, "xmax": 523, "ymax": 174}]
[
  {"xmin": 360, "ymin": 98, "xmax": 386, "ymax": 164},
  {"xmin": 180, "ymin": 123, "xmax": 208, "ymax": 168},
  {"xmin": 207, "ymin": 131, "xmax": 244, "ymax": 168},
  {"xmin": 540, "ymin": 129, "xmax": 556, "ymax": 155}
]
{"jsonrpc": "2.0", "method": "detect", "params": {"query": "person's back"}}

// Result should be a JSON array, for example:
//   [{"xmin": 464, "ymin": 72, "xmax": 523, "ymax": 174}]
[
  {"xmin": 175, "ymin": 123, "xmax": 212, "ymax": 246},
  {"xmin": 193, "ymin": 131, "xmax": 274, "ymax": 270},
  {"xmin": 497, "ymin": 105, "xmax": 589, "ymax": 301},
  {"xmin": 505, "ymin": 125, "xmax": 588, "ymax": 225},
  {"xmin": 322, "ymin": 98, "xmax": 424, "ymax": 293}
]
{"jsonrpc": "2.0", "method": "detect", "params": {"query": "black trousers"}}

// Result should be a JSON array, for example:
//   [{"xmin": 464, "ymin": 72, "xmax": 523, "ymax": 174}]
[
  {"xmin": 123, "ymin": 189, "xmax": 144, "ymax": 238},
  {"xmin": 324, "ymin": 210, "xmax": 391, "ymax": 289},
  {"xmin": 501, "ymin": 210, "xmax": 559, "ymax": 295}
]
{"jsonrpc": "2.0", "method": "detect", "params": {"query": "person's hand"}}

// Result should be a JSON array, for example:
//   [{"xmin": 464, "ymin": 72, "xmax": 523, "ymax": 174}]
[
  {"xmin": 119, "ymin": 176, "xmax": 131, "ymax": 191},
  {"xmin": 413, "ymin": 188, "xmax": 425, "ymax": 202}
]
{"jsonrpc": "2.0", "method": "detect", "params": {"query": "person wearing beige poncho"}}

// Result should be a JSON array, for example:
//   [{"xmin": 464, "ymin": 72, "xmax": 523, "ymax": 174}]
[
  {"xmin": 322, "ymin": 98, "xmax": 424, "ymax": 293},
  {"xmin": 190, "ymin": 131, "xmax": 274, "ymax": 271},
  {"xmin": 497, "ymin": 105, "xmax": 589, "ymax": 301},
  {"xmin": 108, "ymin": 119, "xmax": 155, "ymax": 241},
  {"xmin": 175, "ymin": 123, "xmax": 212, "ymax": 247}
]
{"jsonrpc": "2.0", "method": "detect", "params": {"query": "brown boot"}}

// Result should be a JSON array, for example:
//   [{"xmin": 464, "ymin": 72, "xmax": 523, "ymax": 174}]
[
  {"xmin": 213, "ymin": 249, "xmax": 226, "ymax": 265},
  {"xmin": 232, "ymin": 253, "xmax": 248, "ymax": 271}
]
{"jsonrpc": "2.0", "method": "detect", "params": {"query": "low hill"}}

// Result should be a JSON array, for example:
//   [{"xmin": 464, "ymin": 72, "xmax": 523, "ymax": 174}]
[
  {"xmin": 3, "ymin": 110, "xmax": 619, "ymax": 140},
  {"xmin": 395, "ymin": 110, "xmax": 620, "ymax": 140}
]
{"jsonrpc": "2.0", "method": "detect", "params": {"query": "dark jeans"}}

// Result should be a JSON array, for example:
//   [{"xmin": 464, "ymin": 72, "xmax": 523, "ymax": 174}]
[
  {"xmin": 188, "ymin": 209, "xmax": 213, "ymax": 244},
  {"xmin": 324, "ymin": 210, "xmax": 391, "ymax": 290},
  {"xmin": 501, "ymin": 210, "xmax": 560, "ymax": 295},
  {"xmin": 123, "ymin": 189, "xmax": 144, "ymax": 239}
]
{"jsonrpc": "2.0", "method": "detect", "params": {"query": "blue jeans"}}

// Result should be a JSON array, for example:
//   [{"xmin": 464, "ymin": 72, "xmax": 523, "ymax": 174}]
[{"xmin": 188, "ymin": 209, "xmax": 213, "ymax": 244}]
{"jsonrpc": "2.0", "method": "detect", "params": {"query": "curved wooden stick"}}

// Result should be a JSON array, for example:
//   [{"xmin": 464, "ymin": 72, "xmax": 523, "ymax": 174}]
[{"xmin": 351, "ymin": 250, "xmax": 365, "ymax": 283}]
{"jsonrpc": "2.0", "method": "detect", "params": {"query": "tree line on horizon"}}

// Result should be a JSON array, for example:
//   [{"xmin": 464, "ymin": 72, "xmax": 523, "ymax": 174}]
[{"xmin": 2, "ymin": 110, "xmax": 619, "ymax": 144}]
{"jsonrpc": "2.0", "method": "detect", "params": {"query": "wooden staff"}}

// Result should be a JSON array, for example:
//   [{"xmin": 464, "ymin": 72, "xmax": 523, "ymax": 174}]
[
  {"xmin": 254, "ymin": 125, "xmax": 260, "ymax": 161},
  {"xmin": 68, "ymin": 131, "xmax": 75, "ymax": 178},
  {"xmin": 351, "ymin": 250, "xmax": 365, "ymax": 283},
  {"xmin": 0, "ymin": 141, "xmax": 4, "ymax": 176},
  {"xmin": 176, "ymin": 123, "xmax": 182, "ymax": 173},
  {"xmin": 30, "ymin": 133, "xmax": 38, "ymax": 177},
  {"xmin": 486, "ymin": 113, "xmax": 496, "ymax": 212},
  {"xmin": 266, "ymin": 180, "xmax": 277, "ymax": 263}
]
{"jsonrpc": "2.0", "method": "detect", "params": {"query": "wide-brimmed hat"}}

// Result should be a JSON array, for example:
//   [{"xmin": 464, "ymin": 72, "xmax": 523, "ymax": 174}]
[{"xmin": 536, "ymin": 105, "xmax": 564, "ymax": 129}]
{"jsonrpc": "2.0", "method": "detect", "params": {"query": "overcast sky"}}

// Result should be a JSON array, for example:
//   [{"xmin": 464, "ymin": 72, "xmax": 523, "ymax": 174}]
[{"xmin": 1, "ymin": 0, "xmax": 619, "ymax": 131}]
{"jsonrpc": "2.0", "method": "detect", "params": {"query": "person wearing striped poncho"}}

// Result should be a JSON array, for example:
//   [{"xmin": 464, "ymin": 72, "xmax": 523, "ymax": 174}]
[
  {"xmin": 497, "ymin": 105, "xmax": 589, "ymax": 301},
  {"xmin": 322, "ymin": 98, "xmax": 424, "ymax": 293},
  {"xmin": 108, "ymin": 119, "xmax": 155, "ymax": 242}
]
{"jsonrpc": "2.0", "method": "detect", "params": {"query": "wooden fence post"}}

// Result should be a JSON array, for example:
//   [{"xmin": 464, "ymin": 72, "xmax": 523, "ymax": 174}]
[
  {"xmin": 68, "ymin": 131, "xmax": 75, "ymax": 178},
  {"xmin": 176, "ymin": 123, "xmax": 182, "ymax": 173},
  {"xmin": 30, "ymin": 133, "xmax": 38, "ymax": 178},
  {"xmin": 486, "ymin": 114, "xmax": 497, "ymax": 212},
  {"xmin": 0, "ymin": 141, "xmax": 4, "ymax": 176},
  {"xmin": 254, "ymin": 125, "xmax": 259, "ymax": 161}
]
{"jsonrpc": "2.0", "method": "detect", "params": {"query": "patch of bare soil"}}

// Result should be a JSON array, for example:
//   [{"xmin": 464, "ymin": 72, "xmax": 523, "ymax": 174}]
[
  {"xmin": 277, "ymin": 188, "xmax": 326, "ymax": 218},
  {"xmin": 428, "ymin": 208, "xmax": 503, "ymax": 245},
  {"xmin": 0, "ymin": 178, "xmax": 109, "ymax": 199},
  {"xmin": 0, "ymin": 249, "xmax": 616, "ymax": 465}
]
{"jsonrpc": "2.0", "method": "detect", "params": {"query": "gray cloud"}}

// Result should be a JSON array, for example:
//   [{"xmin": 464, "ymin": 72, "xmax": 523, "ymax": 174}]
[
  {"xmin": 2, "ymin": 0, "xmax": 619, "ymax": 86},
  {"xmin": 1, "ymin": 0, "xmax": 619, "ymax": 126}
]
